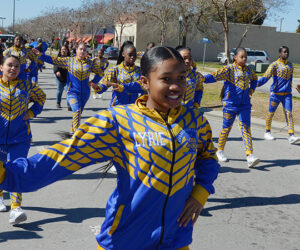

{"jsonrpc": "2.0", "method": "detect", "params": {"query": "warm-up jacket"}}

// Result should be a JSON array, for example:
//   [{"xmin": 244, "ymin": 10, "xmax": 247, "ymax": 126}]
[
  {"xmin": 40, "ymin": 54, "xmax": 105, "ymax": 95},
  {"xmin": 0, "ymin": 77, "xmax": 46, "ymax": 144},
  {"xmin": 95, "ymin": 57, "xmax": 109, "ymax": 72},
  {"xmin": 258, "ymin": 58, "xmax": 293, "ymax": 95},
  {"xmin": 100, "ymin": 63, "xmax": 143, "ymax": 106},
  {"xmin": 183, "ymin": 68, "xmax": 204, "ymax": 108},
  {"xmin": 204, "ymin": 62, "xmax": 258, "ymax": 109},
  {"xmin": 0, "ymin": 95, "xmax": 219, "ymax": 250},
  {"xmin": 3, "ymin": 46, "xmax": 39, "ymax": 81}
]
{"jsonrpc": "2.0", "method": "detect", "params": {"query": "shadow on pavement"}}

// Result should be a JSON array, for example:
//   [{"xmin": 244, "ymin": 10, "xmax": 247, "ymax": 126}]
[
  {"xmin": 13, "ymin": 207, "xmax": 106, "ymax": 231},
  {"xmin": 0, "ymin": 230, "xmax": 42, "ymax": 242},
  {"xmin": 212, "ymin": 137, "xmax": 264, "ymax": 143},
  {"xmin": 201, "ymin": 194, "xmax": 300, "ymax": 217},
  {"xmin": 30, "ymin": 116, "xmax": 90, "ymax": 124},
  {"xmin": 64, "ymin": 172, "xmax": 117, "ymax": 180},
  {"xmin": 228, "ymin": 158, "xmax": 300, "ymax": 171},
  {"xmin": 255, "ymin": 158, "xmax": 300, "ymax": 171},
  {"xmin": 219, "ymin": 166, "xmax": 250, "ymax": 173}
]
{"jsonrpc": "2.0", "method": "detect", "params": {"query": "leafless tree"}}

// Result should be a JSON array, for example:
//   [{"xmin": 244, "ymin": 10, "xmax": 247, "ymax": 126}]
[
  {"xmin": 211, "ymin": 0, "xmax": 288, "ymax": 63},
  {"xmin": 137, "ymin": 0, "xmax": 175, "ymax": 45},
  {"xmin": 104, "ymin": 0, "xmax": 137, "ymax": 48},
  {"xmin": 173, "ymin": 0, "xmax": 217, "ymax": 46}
]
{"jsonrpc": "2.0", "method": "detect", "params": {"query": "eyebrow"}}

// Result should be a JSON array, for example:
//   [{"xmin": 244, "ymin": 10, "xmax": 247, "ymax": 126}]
[{"xmin": 161, "ymin": 70, "xmax": 186, "ymax": 75}]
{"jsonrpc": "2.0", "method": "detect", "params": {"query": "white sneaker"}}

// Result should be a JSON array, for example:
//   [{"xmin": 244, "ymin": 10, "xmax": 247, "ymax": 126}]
[
  {"xmin": 9, "ymin": 207, "xmax": 27, "ymax": 225},
  {"xmin": 247, "ymin": 154, "xmax": 260, "ymax": 168},
  {"xmin": 0, "ymin": 197, "xmax": 6, "ymax": 212},
  {"xmin": 288, "ymin": 135, "xmax": 300, "ymax": 144},
  {"xmin": 264, "ymin": 132, "xmax": 275, "ymax": 140},
  {"xmin": 93, "ymin": 94, "xmax": 97, "ymax": 99},
  {"xmin": 216, "ymin": 150, "xmax": 228, "ymax": 162}
]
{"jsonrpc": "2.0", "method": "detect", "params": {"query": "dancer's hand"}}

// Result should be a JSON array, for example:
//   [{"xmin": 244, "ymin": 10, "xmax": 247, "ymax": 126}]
[
  {"xmin": 56, "ymin": 72, "xmax": 61, "ymax": 78},
  {"xmin": 110, "ymin": 83, "xmax": 123, "ymax": 92},
  {"xmin": 32, "ymin": 48, "xmax": 41, "ymax": 57},
  {"xmin": 177, "ymin": 196, "xmax": 203, "ymax": 227},
  {"xmin": 296, "ymin": 84, "xmax": 300, "ymax": 94},
  {"xmin": 91, "ymin": 82, "xmax": 101, "ymax": 91},
  {"xmin": 249, "ymin": 88, "xmax": 254, "ymax": 96},
  {"xmin": 23, "ymin": 111, "xmax": 30, "ymax": 120}
]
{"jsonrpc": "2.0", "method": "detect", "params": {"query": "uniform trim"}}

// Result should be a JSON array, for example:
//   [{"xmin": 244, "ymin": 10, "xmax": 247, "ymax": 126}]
[{"xmin": 108, "ymin": 205, "xmax": 125, "ymax": 235}]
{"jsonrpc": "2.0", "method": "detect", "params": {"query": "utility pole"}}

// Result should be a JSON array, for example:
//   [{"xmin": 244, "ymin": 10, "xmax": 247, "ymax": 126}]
[
  {"xmin": 0, "ymin": 17, "xmax": 6, "ymax": 30},
  {"xmin": 280, "ymin": 18, "xmax": 284, "ymax": 32}
]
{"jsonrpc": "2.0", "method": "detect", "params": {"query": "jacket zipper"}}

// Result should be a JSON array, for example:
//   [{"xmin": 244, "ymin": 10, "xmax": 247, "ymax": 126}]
[
  {"xmin": 156, "ymin": 110, "xmax": 176, "ymax": 249},
  {"xmin": 5, "ymin": 81, "xmax": 12, "ymax": 157}
]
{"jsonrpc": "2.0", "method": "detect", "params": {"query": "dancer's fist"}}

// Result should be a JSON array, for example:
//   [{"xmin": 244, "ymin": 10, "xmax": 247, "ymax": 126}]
[{"xmin": 296, "ymin": 84, "xmax": 300, "ymax": 94}]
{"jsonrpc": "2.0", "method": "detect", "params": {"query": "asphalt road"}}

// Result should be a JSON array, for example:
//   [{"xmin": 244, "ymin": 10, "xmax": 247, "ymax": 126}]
[{"xmin": 0, "ymin": 66, "xmax": 299, "ymax": 250}]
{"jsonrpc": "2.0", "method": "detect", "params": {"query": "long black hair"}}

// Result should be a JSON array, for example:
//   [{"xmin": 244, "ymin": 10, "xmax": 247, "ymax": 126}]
[
  {"xmin": 141, "ymin": 46, "xmax": 185, "ymax": 77},
  {"xmin": 117, "ymin": 41, "xmax": 134, "ymax": 65},
  {"xmin": 58, "ymin": 46, "xmax": 71, "ymax": 57}
]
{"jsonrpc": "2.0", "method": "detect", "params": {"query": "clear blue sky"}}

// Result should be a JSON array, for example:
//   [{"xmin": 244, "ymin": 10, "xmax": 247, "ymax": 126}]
[
  {"xmin": 0, "ymin": 0, "xmax": 83, "ymax": 28},
  {"xmin": 0, "ymin": 0, "xmax": 299, "ymax": 32}
]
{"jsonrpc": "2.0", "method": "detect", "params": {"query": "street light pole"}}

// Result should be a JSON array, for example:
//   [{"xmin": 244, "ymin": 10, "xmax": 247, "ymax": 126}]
[
  {"xmin": 177, "ymin": 15, "xmax": 182, "ymax": 47},
  {"xmin": 12, "ymin": 0, "xmax": 15, "ymax": 34}
]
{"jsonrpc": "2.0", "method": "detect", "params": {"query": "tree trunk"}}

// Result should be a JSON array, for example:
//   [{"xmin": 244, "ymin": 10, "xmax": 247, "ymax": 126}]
[
  {"xmin": 224, "ymin": 6, "xmax": 230, "ymax": 64},
  {"xmin": 236, "ymin": 25, "xmax": 250, "ymax": 48},
  {"xmin": 160, "ymin": 22, "xmax": 166, "ymax": 46}
]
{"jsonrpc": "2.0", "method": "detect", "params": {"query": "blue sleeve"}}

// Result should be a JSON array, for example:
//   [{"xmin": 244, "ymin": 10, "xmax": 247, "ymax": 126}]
[
  {"xmin": 0, "ymin": 111, "xmax": 119, "ymax": 193},
  {"xmin": 122, "ymin": 81, "xmax": 146, "ymax": 94},
  {"xmin": 95, "ymin": 84, "xmax": 108, "ymax": 94},
  {"xmin": 193, "ymin": 90, "xmax": 203, "ymax": 107},
  {"xmin": 257, "ymin": 77, "xmax": 269, "ymax": 87},
  {"xmin": 92, "ymin": 74, "xmax": 101, "ymax": 84},
  {"xmin": 194, "ymin": 158, "xmax": 220, "ymax": 194},
  {"xmin": 204, "ymin": 74, "xmax": 217, "ymax": 83}
]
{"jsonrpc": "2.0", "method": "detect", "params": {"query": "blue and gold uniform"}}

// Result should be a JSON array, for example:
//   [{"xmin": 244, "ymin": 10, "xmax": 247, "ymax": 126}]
[
  {"xmin": 40, "ymin": 54, "xmax": 105, "ymax": 132},
  {"xmin": 204, "ymin": 62, "xmax": 258, "ymax": 155},
  {"xmin": 92, "ymin": 57, "xmax": 109, "ymax": 95},
  {"xmin": 0, "ymin": 76, "xmax": 46, "ymax": 209},
  {"xmin": 3, "ymin": 46, "xmax": 38, "ymax": 81},
  {"xmin": 100, "ymin": 63, "xmax": 143, "ymax": 106},
  {"xmin": 0, "ymin": 95, "xmax": 219, "ymax": 249},
  {"xmin": 27, "ymin": 58, "xmax": 44, "ymax": 85},
  {"xmin": 258, "ymin": 59, "xmax": 294, "ymax": 134},
  {"xmin": 183, "ymin": 68, "xmax": 203, "ymax": 108}
]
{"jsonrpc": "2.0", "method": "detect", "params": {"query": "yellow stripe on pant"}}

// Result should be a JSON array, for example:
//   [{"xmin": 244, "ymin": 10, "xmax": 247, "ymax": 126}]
[{"xmin": 10, "ymin": 192, "xmax": 22, "ymax": 209}]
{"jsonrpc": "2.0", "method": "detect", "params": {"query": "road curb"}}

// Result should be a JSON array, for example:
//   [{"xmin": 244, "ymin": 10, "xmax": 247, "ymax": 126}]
[{"xmin": 201, "ymin": 108, "xmax": 300, "ymax": 134}]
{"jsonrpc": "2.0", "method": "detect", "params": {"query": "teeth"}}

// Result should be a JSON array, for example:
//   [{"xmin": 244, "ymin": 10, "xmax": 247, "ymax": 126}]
[{"xmin": 168, "ymin": 96, "xmax": 179, "ymax": 100}]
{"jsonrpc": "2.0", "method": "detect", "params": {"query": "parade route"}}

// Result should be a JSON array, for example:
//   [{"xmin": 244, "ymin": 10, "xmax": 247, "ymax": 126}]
[{"xmin": 0, "ymin": 66, "xmax": 299, "ymax": 250}]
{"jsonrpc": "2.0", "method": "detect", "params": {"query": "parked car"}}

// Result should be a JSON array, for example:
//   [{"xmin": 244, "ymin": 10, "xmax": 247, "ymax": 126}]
[
  {"xmin": 217, "ymin": 48, "xmax": 270, "ymax": 65},
  {"xmin": 104, "ymin": 46, "xmax": 119, "ymax": 59},
  {"xmin": 96, "ymin": 44, "xmax": 111, "ymax": 52}
]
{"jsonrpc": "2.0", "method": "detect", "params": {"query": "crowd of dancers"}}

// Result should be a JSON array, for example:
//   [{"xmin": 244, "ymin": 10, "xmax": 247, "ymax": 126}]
[{"xmin": 0, "ymin": 34, "xmax": 299, "ymax": 249}]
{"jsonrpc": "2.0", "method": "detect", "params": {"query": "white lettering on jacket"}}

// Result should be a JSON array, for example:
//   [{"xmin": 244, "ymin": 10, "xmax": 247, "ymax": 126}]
[{"xmin": 133, "ymin": 132, "xmax": 166, "ymax": 147}]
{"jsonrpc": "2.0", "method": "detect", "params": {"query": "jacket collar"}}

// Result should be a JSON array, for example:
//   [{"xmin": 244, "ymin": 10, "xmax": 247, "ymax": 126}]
[
  {"xmin": 135, "ymin": 95, "xmax": 183, "ymax": 125},
  {"xmin": 233, "ymin": 62, "xmax": 247, "ymax": 70},
  {"xmin": 0, "ymin": 76, "xmax": 20, "ymax": 88},
  {"xmin": 277, "ymin": 58, "xmax": 288, "ymax": 64},
  {"xmin": 121, "ymin": 62, "xmax": 136, "ymax": 72},
  {"xmin": 75, "ymin": 56, "xmax": 88, "ymax": 63}
]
